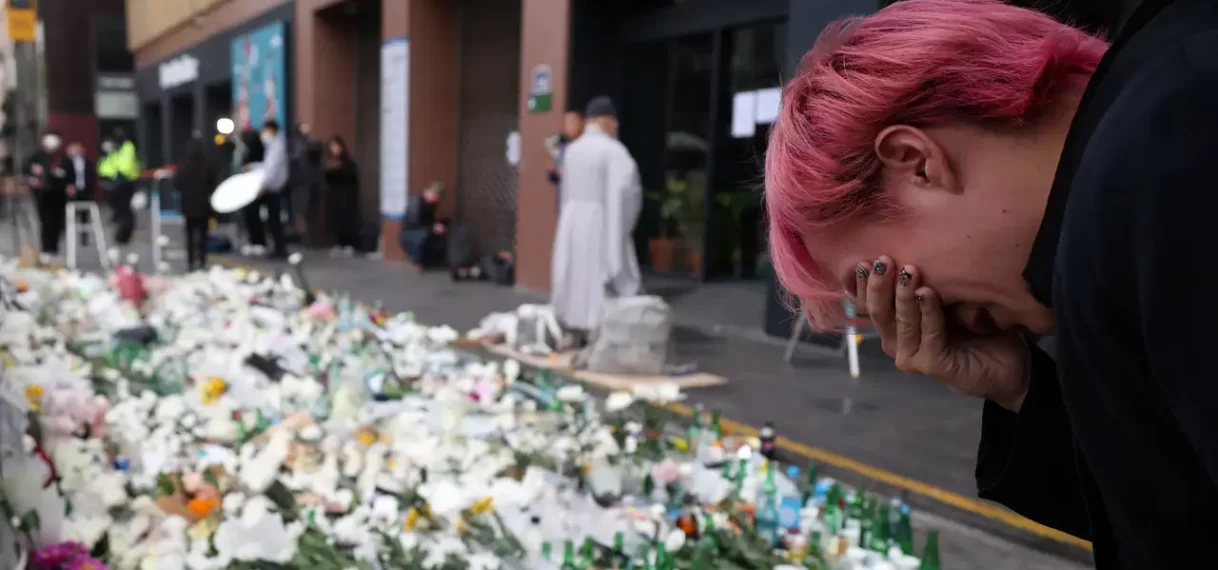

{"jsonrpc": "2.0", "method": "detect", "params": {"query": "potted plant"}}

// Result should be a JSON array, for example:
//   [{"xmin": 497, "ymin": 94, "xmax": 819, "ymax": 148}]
[{"xmin": 646, "ymin": 176, "xmax": 690, "ymax": 272}]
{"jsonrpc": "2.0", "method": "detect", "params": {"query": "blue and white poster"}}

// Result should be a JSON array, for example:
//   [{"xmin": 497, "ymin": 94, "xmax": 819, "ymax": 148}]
[{"xmin": 232, "ymin": 21, "xmax": 286, "ymax": 132}]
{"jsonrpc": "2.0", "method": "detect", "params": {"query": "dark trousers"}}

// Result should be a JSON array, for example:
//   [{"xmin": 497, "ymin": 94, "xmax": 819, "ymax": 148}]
[
  {"xmin": 70, "ymin": 197, "xmax": 92, "ymax": 245},
  {"xmin": 399, "ymin": 228, "xmax": 430, "ymax": 265},
  {"xmin": 34, "ymin": 191, "xmax": 66, "ymax": 255},
  {"xmin": 245, "ymin": 192, "xmax": 287, "ymax": 256},
  {"xmin": 112, "ymin": 181, "xmax": 136, "ymax": 245},
  {"xmin": 184, "ymin": 215, "xmax": 209, "ymax": 271}
]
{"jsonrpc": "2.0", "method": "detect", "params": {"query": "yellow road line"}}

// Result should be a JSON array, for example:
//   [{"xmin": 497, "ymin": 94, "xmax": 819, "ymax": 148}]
[
  {"xmin": 665, "ymin": 401, "xmax": 1092, "ymax": 551},
  {"xmin": 210, "ymin": 255, "xmax": 1091, "ymax": 551}
]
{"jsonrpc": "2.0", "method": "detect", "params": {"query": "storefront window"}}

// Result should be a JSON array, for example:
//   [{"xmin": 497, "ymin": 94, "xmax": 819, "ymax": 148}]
[{"xmin": 623, "ymin": 20, "xmax": 785, "ymax": 280}]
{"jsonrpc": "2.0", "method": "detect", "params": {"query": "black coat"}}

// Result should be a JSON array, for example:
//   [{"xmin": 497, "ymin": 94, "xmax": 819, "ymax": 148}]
[
  {"xmin": 25, "ymin": 150, "xmax": 72, "ymax": 199},
  {"xmin": 176, "ymin": 160, "xmax": 218, "ymax": 219},
  {"xmin": 323, "ymin": 156, "xmax": 359, "ymax": 234},
  {"xmin": 977, "ymin": 0, "xmax": 1218, "ymax": 567},
  {"xmin": 65, "ymin": 155, "xmax": 95, "ymax": 200}
]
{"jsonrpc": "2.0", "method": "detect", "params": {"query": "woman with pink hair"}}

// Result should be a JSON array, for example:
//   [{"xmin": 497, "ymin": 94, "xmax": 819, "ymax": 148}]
[{"xmin": 767, "ymin": 0, "xmax": 1218, "ymax": 566}]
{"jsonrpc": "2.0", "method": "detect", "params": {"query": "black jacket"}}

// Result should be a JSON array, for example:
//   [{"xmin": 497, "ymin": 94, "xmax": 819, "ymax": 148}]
[
  {"xmin": 404, "ymin": 194, "xmax": 437, "ymax": 232},
  {"xmin": 65, "ymin": 154, "xmax": 95, "ymax": 200},
  {"xmin": 25, "ymin": 150, "xmax": 72, "ymax": 199},
  {"xmin": 176, "ymin": 159, "xmax": 218, "ymax": 219},
  {"xmin": 978, "ymin": 0, "xmax": 1218, "ymax": 567}
]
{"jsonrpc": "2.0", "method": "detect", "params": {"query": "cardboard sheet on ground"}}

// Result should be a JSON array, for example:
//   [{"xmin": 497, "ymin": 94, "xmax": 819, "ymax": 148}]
[{"xmin": 484, "ymin": 344, "xmax": 727, "ymax": 390}]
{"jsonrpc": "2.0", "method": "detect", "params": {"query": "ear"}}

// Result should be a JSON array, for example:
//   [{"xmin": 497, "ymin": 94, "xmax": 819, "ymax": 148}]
[{"xmin": 874, "ymin": 125, "xmax": 956, "ymax": 192}]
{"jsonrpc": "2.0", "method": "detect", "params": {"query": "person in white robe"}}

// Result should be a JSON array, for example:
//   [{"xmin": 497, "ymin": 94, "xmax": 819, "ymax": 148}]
[{"xmin": 550, "ymin": 96, "xmax": 643, "ymax": 338}]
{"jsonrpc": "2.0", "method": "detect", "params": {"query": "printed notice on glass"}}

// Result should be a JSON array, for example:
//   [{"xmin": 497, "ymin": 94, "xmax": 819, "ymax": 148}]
[
  {"xmin": 380, "ymin": 38, "xmax": 410, "ymax": 220},
  {"xmin": 731, "ymin": 91, "xmax": 757, "ymax": 138},
  {"xmin": 755, "ymin": 88, "xmax": 782, "ymax": 124}
]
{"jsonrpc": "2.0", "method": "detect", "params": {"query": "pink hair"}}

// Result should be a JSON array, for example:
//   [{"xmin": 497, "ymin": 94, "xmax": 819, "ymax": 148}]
[{"xmin": 766, "ymin": 0, "xmax": 1106, "ymax": 326}]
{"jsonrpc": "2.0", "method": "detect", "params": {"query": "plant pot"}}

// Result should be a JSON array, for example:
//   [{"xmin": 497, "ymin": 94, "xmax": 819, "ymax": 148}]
[
  {"xmin": 649, "ymin": 238, "xmax": 675, "ymax": 271},
  {"xmin": 686, "ymin": 250, "xmax": 703, "ymax": 277}
]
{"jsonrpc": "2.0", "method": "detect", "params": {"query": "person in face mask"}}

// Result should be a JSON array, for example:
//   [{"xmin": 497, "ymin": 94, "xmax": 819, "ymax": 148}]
[
  {"xmin": 24, "ymin": 131, "xmax": 74, "ymax": 261},
  {"xmin": 97, "ymin": 131, "xmax": 142, "ymax": 244}
]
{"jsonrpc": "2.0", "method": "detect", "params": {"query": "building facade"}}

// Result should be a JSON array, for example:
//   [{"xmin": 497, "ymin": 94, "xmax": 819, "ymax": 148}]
[
  {"xmin": 38, "ymin": 0, "xmax": 135, "ymax": 165},
  {"xmin": 126, "ymin": 0, "xmax": 1131, "ymax": 291}
]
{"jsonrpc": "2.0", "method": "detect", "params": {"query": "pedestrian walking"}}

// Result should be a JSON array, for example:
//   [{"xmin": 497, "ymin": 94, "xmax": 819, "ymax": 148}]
[
  {"xmin": 175, "ymin": 138, "xmax": 217, "ymax": 272},
  {"xmin": 549, "ymin": 96, "xmax": 642, "ymax": 342},
  {"xmin": 322, "ymin": 136, "xmax": 361, "ymax": 256},
  {"xmin": 765, "ymin": 0, "xmax": 1218, "ymax": 567},
  {"xmin": 291, "ymin": 121, "xmax": 323, "ymax": 239},
  {"xmin": 25, "ymin": 131, "xmax": 73, "ymax": 261}
]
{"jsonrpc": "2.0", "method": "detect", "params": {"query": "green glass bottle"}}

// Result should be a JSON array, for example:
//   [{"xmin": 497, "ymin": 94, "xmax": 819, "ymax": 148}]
[
  {"xmin": 686, "ymin": 404, "xmax": 702, "ymax": 443},
  {"xmin": 894, "ymin": 508, "xmax": 914, "ymax": 555},
  {"xmin": 642, "ymin": 473, "xmax": 655, "ymax": 498},
  {"xmin": 869, "ymin": 503, "xmax": 891, "ymax": 552},
  {"xmin": 702, "ymin": 514, "xmax": 719, "ymax": 548},
  {"xmin": 541, "ymin": 540, "xmax": 552, "ymax": 560},
  {"xmin": 804, "ymin": 530, "xmax": 827, "ymax": 569},
  {"xmin": 859, "ymin": 499, "xmax": 873, "ymax": 548},
  {"xmin": 918, "ymin": 531, "xmax": 941, "ymax": 570},
  {"xmin": 561, "ymin": 539, "xmax": 578, "ymax": 570},
  {"xmin": 754, "ymin": 465, "xmax": 780, "ymax": 547},
  {"xmin": 802, "ymin": 463, "xmax": 820, "ymax": 505},
  {"xmin": 580, "ymin": 536, "xmax": 595, "ymax": 567},
  {"xmin": 710, "ymin": 409, "xmax": 724, "ymax": 440}
]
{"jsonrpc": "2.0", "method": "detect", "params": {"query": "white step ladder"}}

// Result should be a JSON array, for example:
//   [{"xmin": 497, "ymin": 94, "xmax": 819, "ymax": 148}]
[{"xmin": 64, "ymin": 201, "xmax": 110, "ymax": 271}]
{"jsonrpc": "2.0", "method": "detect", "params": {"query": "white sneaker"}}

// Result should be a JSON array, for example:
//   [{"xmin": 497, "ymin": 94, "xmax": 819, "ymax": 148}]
[
  {"xmin": 251, "ymin": 245, "xmax": 267, "ymax": 256},
  {"xmin": 330, "ymin": 246, "xmax": 343, "ymax": 257},
  {"xmin": 38, "ymin": 253, "xmax": 52, "ymax": 265},
  {"xmin": 240, "ymin": 245, "xmax": 253, "ymax": 256},
  {"xmin": 342, "ymin": 246, "xmax": 355, "ymax": 257}
]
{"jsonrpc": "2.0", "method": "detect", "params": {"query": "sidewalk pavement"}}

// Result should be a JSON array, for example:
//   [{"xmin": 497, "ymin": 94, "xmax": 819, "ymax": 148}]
[{"xmin": 0, "ymin": 218, "xmax": 1089, "ymax": 569}]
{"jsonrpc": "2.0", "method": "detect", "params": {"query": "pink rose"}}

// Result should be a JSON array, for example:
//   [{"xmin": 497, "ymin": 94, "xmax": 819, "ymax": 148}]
[{"xmin": 181, "ymin": 472, "xmax": 204, "ymax": 493}]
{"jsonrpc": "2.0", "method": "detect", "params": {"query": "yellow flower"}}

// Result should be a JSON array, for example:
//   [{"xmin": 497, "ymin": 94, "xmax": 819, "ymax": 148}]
[
  {"xmin": 671, "ymin": 437, "xmax": 690, "ymax": 452},
  {"xmin": 24, "ymin": 384, "xmax": 44, "ymax": 412},
  {"xmin": 356, "ymin": 429, "xmax": 377, "ymax": 447},
  {"xmin": 201, "ymin": 377, "xmax": 228, "ymax": 405},
  {"xmin": 471, "ymin": 496, "xmax": 494, "ymax": 515},
  {"xmin": 404, "ymin": 507, "xmax": 421, "ymax": 531},
  {"xmin": 0, "ymin": 351, "xmax": 14, "ymax": 369},
  {"xmin": 455, "ymin": 515, "xmax": 469, "ymax": 535}
]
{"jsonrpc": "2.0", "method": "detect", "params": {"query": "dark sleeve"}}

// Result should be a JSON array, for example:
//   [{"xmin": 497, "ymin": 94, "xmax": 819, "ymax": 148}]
[
  {"xmin": 1130, "ymin": 51, "xmax": 1218, "ymax": 485},
  {"xmin": 404, "ymin": 194, "xmax": 424, "ymax": 230},
  {"xmin": 976, "ymin": 343, "xmax": 1091, "ymax": 540}
]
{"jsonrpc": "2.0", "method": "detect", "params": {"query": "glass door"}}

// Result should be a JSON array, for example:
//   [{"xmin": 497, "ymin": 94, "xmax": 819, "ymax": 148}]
[
  {"xmin": 624, "ymin": 33, "xmax": 714, "ymax": 277},
  {"xmin": 707, "ymin": 21, "xmax": 785, "ymax": 280}
]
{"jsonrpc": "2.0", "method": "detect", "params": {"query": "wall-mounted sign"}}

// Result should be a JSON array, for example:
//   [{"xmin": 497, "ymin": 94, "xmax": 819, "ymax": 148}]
[
  {"xmin": 95, "ymin": 91, "xmax": 138, "ymax": 120},
  {"xmin": 232, "ymin": 21, "xmax": 286, "ymax": 131},
  {"xmin": 6, "ymin": 0, "xmax": 36, "ymax": 43},
  {"xmin": 505, "ymin": 130, "xmax": 521, "ymax": 168},
  {"xmin": 97, "ymin": 74, "xmax": 134, "ymax": 91},
  {"xmin": 380, "ymin": 37, "xmax": 410, "ymax": 220},
  {"xmin": 158, "ymin": 55, "xmax": 199, "ymax": 90},
  {"xmin": 527, "ymin": 64, "xmax": 552, "ymax": 113}
]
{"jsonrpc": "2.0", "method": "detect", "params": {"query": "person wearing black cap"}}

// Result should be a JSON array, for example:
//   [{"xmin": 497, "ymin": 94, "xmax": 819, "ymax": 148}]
[{"xmin": 550, "ymin": 96, "xmax": 642, "ymax": 341}]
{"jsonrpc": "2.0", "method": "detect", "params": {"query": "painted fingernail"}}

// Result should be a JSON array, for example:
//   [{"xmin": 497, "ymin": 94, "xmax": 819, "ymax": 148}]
[
  {"xmin": 898, "ymin": 267, "xmax": 912, "ymax": 286},
  {"xmin": 872, "ymin": 259, "xmax": 887, "ymax": 276},
  {"xmin": 855, "ymin": 264, "xmax": 869, "ymax": 279}
]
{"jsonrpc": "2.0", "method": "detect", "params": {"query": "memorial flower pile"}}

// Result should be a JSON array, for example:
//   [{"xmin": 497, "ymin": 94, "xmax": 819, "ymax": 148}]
[{"xmin": 0, "ymin": 261, "xmax": 941, "ymax": 570}]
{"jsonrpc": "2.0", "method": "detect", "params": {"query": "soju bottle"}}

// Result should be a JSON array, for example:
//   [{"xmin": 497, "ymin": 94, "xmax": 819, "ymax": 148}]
[
  {"xmin": 700, "ymin": 513, "xmax": 719, "ymax": 551},
  {"xmin": 580, "ymin": 536, "xmax": 595, "ymax": 567},
  {"xmin": 686, "ymin": 404, "xmax": 702, "ymax": 444},
  {"xmin": 561, "ymin": 539, "xmax": 578, "ymax": 570},
  {"xmin": 859, "ymin": 498, "xmax": 873, "ymax": 548},
  {"xmin": 894, "ymin": 507, "xmax": 914, "ymax": 555},
  {"xmin": 802, "ymin": 463, "xmax": 820, "ymax": 505},
  {"xmin": 709, "ymin": 409, "xmax": 723, "ymax": 440},
  {"xmin": 754, "ymin": 464, "xmax": 780, "ymax": 547},
  {"xmin": 804, "ymin": 530, "xmax": 827, "ymax": 569},
  {"xmin": 642, "ymin": 473, "xmax": 655, "ymax": 498},
  {"xmin": 611, "ymin": 531, "xmax": 626, "ymax": 570},
  {"xmin": 541, "ymin": 540, "xmax": 552, "ymax": 560},
  {"xmin": 869, "ymin": 503, "xmax": 890, "ymax": 552},
  {"xmin": 918, "ymin": 531, "xmax": 941, "ymax": 570}
]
